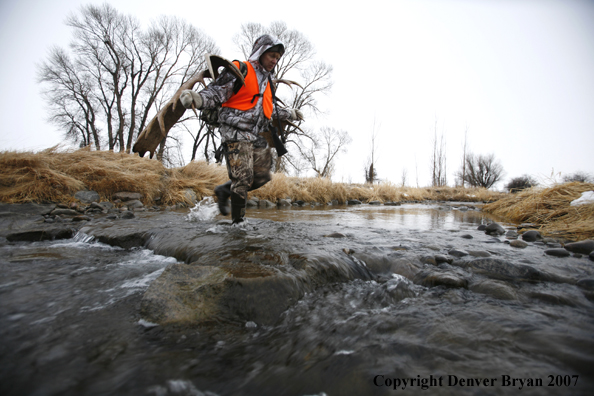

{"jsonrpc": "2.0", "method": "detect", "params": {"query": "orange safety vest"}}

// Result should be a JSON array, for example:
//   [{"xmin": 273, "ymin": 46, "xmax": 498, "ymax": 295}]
[{"xmin": 222, "ymin": 61, "xmax": 273, "ymax": 119}]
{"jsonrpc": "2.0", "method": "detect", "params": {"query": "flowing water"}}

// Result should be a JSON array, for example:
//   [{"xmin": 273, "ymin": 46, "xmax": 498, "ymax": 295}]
[{"xmin": 1, "ymin": 202, "xmax": 593, "ymax": 396}]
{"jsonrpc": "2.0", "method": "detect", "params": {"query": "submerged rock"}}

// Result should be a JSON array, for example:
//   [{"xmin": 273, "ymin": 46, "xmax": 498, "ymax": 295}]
[
  {"xmin": 141, "ymin": 250, "xmax": 373, "ymax": 326},
  {"xmin": 461, "ymin": 258, "xmax": 548, "ymax": 283},
  {"xmin": 353, "ymin": 252, "xmax": 422, "ymax": 280},
  {"xmin": 140, "ymin": 263, "xmax": 302, "ymax": 326},
  {"xmin": 448, "ymin": 248, "xmax": 469, "ymax": 258},
  {"xmin": 576, "ymin": 278, "xmax": 594, "ymax": 291},
  {"xmin": 6, "ymin": 226, "xmax": 78, "ymax": 242},
  {"xmin": 413, "ymin": 268, "xmax": 469, "ymax": 289},
  {"xmin": 324, "ymin": 232, "xmax": 346, "ymax": 238},
  {"xmin": 468, "ymin": 250, "xmax": 491, "ymax": 258},
  {"xmin": 434, "ymin": 254, "xmax": 453, "ymax": 264},
  {"xmin": 469, "ymin": 279, "xmax": 518, "ymax": 300}
]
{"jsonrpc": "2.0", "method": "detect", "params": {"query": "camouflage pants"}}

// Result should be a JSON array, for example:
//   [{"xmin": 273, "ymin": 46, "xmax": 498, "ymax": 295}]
[{"xmin": 225, "ymin": 142, "xmax": 273, "ymax": 200}]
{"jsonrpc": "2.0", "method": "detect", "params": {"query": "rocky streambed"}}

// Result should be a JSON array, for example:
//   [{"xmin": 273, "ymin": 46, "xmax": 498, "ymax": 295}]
[{"xmin": 1, "ymin": 200, "xmax": 594, "ymax": 396}]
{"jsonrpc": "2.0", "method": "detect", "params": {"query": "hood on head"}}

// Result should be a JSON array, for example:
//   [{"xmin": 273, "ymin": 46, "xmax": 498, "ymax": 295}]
[{"xmin": 248, "ymin": 34, "xmax": 285, "ymax": 64}]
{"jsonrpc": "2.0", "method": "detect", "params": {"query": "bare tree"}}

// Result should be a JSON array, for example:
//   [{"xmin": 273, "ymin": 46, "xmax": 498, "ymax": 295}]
[
  {"xmin": 401, "ymin": 168, "xmax": 408, "ymax": 187},
  {"xmin": 506, "ymin": 175, "xmax": 538, "ymax": 193},
  {"xmin": 39, "ymin": 47, "xmax": 102, "ymax": 150},
  {"xmin": 38, "ymin": 3, "xmax": 217, "ymax": 160},
  {"xmin": 365, "ymin": 118, "xmax": 380, "ymax": 184},
  {"xmin": 297, "ymin": 127, "xmax": 351, "ymax": 178},
  {"xmin": 456, "ymin": 153, "xmax": 504, "ymax": 189},
  {"xmin": 430, "ymin": 117, "xmax": 447, "ymax": 187},
  {"xmin": 460, "ymin": 125, "xmax": 468, "ymax": 187},
  {"xmin": 562, "ymin": 171, "xmax": 593, "ymax": 183}
]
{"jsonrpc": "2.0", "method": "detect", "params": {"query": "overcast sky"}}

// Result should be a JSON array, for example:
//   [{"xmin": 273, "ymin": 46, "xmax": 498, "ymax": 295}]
[{"xmin": 1, "ymin": 0, "xmax": 593, "ymax": 188}]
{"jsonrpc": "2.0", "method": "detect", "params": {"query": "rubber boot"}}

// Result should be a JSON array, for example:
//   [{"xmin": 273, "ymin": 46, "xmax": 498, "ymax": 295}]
[
  {"xmin": 214, "ymin": 181, "xmax": 232, "ymax": 216},
  {"xmin": 230, "ymin": 192, "xmax": 247, "ymax": 225}
]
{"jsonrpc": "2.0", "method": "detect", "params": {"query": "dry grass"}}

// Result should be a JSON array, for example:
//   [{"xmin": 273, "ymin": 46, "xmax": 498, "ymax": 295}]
[
  {"xmin": 1, "ymin": 149, "xmax": 506, "ymax": 207},
  {"xmin": 3, "ymin": 148, "xmax": 591, "ymax": 241},
  {"xmin": 0, "ymin": 147, "xmax": 227, "ymax": 206},
  {"xmin": 483, "ymin": 182, "xmax": 594, "ymax": 241}
]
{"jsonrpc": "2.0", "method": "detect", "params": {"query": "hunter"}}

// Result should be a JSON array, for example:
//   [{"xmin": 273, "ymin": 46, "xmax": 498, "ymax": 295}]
[{"xmin": 180, "ymin": 34, "xmax": 303, "ymax": 225}]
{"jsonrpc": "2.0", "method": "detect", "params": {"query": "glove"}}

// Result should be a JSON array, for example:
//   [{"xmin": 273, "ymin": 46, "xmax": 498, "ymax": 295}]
[
  {"xmin": 180, "ymin": 90, "xmax": 203, "ymax": 109},
  {"xmin": 290, "ymin": 109, "xmax": 304, "ymax": 121}
]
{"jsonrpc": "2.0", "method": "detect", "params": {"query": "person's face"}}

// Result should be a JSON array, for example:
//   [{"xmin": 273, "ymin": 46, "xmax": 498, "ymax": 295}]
[{"xmin": 260, "ymin": 51, "xmax": 281, "ymax": 72}]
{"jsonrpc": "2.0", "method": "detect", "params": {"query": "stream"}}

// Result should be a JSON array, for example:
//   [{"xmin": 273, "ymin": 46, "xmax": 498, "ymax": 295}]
[{"xmin": 1, "ymin": 202, "xmax": 593, "ymax": 395}]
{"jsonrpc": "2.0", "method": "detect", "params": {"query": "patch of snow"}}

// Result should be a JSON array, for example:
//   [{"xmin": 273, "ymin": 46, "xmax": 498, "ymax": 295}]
[{"xmin": 570, "ymin": 191, "xmax": 594, "ymax": 206}]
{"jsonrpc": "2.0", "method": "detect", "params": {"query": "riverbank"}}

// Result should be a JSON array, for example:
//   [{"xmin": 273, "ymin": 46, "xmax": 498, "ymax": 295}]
[{"xmin": 1, "ymin": 147, "xmax": 593, "ymax": 241}]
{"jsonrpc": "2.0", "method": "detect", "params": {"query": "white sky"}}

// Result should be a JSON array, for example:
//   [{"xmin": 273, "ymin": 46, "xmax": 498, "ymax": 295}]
[{"xmin": 1, "ymin": 0, "xmax": 593, "ymax": 188}]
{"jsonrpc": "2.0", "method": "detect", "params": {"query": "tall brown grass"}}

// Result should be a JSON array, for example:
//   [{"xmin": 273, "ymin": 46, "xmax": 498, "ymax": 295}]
[
  {"xmin": 483, "ymin": 182, "xmax": 594, "ymax": 241},
  {"xmin": 1, "ymin": 148, "xmax": 506, "ymax": 207},
  {"xmin": 0, "ymin": 147, "xmax": 226, "ymax": 206}
]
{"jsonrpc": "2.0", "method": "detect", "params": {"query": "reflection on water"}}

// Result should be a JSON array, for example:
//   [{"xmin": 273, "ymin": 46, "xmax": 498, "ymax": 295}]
[{"xmin": 248, "ymin": 203, "xmax": 499, "ymax": 231}]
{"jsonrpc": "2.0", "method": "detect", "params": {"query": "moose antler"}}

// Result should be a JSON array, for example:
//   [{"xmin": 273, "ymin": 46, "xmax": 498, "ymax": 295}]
[{"xmin": 133, "ymin": 55, "xmax": 246, "ymax": 159}]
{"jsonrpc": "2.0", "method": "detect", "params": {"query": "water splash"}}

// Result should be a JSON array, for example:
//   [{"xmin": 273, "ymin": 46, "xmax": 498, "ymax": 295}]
[{"xmin": 187, "ymin": 197, "xmax": 219, "ymax": 222}]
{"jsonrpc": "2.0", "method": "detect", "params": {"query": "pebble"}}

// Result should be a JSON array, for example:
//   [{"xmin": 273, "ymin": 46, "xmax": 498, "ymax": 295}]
[
  {"xmin": 544, "ymin": 249, "xmax": 570, "ymax": 258},
  {"xmin": 121, "ymin": 211, "xmax": 135, "ymax": 219},
  {"xmin": 448, "ymin": 249, "xmax": 469, "ymax": 258},
  {"xmin": 510, "ymin": 240, "xmax": 528, "ymax": 248},
  {"xmin": 564, "ymin": 240, "xmax": 594, "ymax": 255},
  {"xmin": 506, "ymin": 230, "xmax": 519, "ymax": 239},
  {"xmin": 485, "ymin": 223, "xmax": 506, "ymax": 236},
  {"xmin": 325, "ymin": 232, "xmax": 346, "ymax": 238},
  {"xmin": 435, "ymin": 254, "xmax": 453, "ymax": 264},
  {"xmin": 522, "ymin": 230, "xmax": 543, "ymax": 242}
]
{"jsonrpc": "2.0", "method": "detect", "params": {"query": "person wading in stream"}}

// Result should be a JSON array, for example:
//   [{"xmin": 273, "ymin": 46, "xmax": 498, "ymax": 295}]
[{"xmin": 180, "ymin": 35, "xmax": 303, "ymax": 225}]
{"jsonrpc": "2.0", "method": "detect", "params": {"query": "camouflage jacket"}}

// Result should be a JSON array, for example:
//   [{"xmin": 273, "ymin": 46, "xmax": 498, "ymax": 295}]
[{"xmin": 198, "ymin": 35, "xmax": 292, "ymax": 144}]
